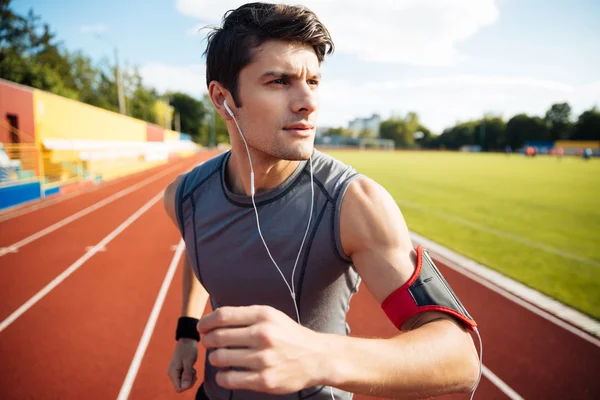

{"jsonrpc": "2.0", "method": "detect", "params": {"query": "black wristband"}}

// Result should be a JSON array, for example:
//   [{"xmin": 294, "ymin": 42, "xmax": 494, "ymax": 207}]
[{"xmin": 176, "ymin": 316, "xmax": 200, "ymax": 341}]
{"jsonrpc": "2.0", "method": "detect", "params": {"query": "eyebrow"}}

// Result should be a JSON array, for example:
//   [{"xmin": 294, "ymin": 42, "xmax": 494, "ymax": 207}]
[{"xmin": 260, "ymin": 71, "xmax": 321, "ymax": 80}]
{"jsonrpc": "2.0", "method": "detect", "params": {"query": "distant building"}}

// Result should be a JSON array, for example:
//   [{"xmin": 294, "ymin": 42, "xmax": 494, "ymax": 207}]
[{"xmin": 348, "ymin": 114, "xmax": 381, "ymax": 137}]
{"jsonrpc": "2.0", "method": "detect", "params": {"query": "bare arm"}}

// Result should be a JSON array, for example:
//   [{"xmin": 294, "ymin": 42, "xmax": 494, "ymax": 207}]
[
  {"xmin": 164, "ymin": 175, "xmax": 209, "ymax": 319},
  {"xmin": 164, "ymin": 175, "xmax": 210, "ymax": 392},
  {"xmin": 318, "ymin": 177, "xmax": 479, "ymax": 398}
]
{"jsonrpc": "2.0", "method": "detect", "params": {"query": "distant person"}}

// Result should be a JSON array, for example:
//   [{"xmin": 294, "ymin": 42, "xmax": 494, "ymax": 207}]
[
  {"xmin": 162, "ymin": 3, "xmax": 480, "ymax": 400},
  {"xmin": 526, "ymin": 146, "xmax": 535, "ymax": 158},
  {"xmin": 583, "ymin": 148, "xmax": 593, "ymax": 161},
  {"xmin": 505, "ymin": 145, "xmax": 512, "ymax": 155},
  {"xmin": 556, "ymin": 146, "xmax": 564, "ymax": 161}
]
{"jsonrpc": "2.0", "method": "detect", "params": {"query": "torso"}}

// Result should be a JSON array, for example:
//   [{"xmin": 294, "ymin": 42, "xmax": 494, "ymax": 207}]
[{"xmin": 175, "ymin": 149, "xmax": 362, "ymax": 400}]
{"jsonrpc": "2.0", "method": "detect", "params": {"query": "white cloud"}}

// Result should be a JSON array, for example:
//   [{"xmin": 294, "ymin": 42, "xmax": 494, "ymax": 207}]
[
  {"xmin": 175, "ymin": 0, "xmax": 499, "ymax": 66},
  {"xmin": 139, "ymin": 63, "xmax": 207, "ymax": 97},
  {"xmin": 80, "ymin": 24, "xmax": 108, "ymax": 34}
]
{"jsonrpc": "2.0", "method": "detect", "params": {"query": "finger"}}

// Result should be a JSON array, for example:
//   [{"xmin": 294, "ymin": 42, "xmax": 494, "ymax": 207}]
[
  {"xmin": 208, "ymin": 348, "xmax": 258, "ymax": 369},
  {"xmin": 181, "ymin": 364, "xmax": 197, "ymax": 390},
  {"xmin": 202, "ymin": 326, "xmax": 257, "ymax": 349},
  {"xmin": 216, "ymin": 369, "xmax": 282, "ymax": 394},
  {"xmin": 209, "ymin": 348, "xmax": 279, "ymax": 371},
  {"xmin": 197, "ymin": 305, "xmax": 269, "ymax": 334},
  {"xmin": 167, "ymin": 363, "xmax": 183, "ymax": 392}
]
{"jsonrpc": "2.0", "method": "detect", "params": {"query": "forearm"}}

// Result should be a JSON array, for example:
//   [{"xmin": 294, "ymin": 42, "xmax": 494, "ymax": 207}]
[
  {"xmin": 181, "ymin": 254, "xmax": 209, "ymax": 318},
  {"xmin": 319, "ymin": 319, "xmax": 479, "ymax": 399}
]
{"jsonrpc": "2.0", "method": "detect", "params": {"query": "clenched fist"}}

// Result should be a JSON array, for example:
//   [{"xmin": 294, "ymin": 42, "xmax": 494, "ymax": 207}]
[{"xmin": 167, "ymin": 338, "xmax": 199, "ymax": 392}]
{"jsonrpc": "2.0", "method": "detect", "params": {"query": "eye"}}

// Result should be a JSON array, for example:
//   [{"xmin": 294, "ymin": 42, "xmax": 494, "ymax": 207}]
[
  {"xmin": 308, "ymin": 79, "xmax": 320, "ymax": 86},
  {"xmin": 269, "ymin": 78, "xmax": 286, "ymax": 85}
]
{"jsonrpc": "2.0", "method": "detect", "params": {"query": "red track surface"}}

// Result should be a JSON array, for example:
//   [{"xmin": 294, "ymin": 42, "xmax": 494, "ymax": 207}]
[{"xmin": 1, "ymin": 152, "xmax": 599, "ymax": 400}]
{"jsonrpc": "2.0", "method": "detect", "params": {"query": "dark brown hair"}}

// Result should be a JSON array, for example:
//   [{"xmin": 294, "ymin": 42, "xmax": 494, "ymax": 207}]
[{"xmin": 203, "ymin": 2, "xmax": 334, "ymax": 107}]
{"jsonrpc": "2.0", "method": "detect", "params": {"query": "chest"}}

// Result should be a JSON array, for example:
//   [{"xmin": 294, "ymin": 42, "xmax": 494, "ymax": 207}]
[{"xmin": 186, "ymin": 200, "xmax": 342, "ymax": 311}]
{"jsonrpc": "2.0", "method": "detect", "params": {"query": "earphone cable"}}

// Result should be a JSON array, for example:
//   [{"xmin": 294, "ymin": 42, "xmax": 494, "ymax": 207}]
[{"xmin": 231, "ymin": 108, "xmax": 335, "ymax": 400}]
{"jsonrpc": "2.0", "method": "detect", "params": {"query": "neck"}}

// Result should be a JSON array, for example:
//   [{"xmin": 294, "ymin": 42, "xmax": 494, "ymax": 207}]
[{"xmin": 226, "ymin": 145, "xmax": 301, "ymax": 196}]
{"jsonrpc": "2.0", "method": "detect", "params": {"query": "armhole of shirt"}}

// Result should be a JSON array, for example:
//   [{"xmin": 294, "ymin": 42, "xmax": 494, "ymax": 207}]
[
  {"xmin": 333, "ymin": 172, "xmax": 362, "ymax": 263},
  {"xmin": 174, "ymin": 172, "xmax": 189, "ymax": 237}
]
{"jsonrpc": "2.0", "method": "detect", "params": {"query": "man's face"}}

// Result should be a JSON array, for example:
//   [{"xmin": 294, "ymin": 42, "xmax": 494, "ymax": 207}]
[{"xmin": 232, "ymin": 40, "xmax": 320, "ymax": 161}]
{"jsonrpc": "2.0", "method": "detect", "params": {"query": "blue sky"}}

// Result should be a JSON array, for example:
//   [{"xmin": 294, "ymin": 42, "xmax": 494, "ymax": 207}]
[{"xmin": 13, "ymin": 0, "xmax": 600, "ymax": 133}]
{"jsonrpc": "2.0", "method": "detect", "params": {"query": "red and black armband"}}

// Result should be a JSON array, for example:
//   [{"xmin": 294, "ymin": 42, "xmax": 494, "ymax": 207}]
[{"xmin": 381, "ymin": 245, "xmax": 477, "ymax": 331}]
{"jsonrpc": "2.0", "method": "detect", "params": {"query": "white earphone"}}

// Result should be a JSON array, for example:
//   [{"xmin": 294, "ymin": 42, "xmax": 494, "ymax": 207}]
[
  {"xmin": 224, "ymin": 99, "xmax": 234, "ymax": 118},
  {"xmin": 224, "ymin": 99, "xmax": 332, "ymax": 398}
]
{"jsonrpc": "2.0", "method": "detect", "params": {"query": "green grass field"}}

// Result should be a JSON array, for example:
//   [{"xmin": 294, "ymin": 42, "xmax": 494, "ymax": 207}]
[{"xmin": 325, "ymin": 150, "xmax": 600, "ymax": 320}]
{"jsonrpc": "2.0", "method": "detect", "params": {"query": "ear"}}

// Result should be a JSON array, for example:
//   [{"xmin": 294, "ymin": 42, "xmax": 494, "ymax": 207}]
[{"xmin": 208, "ymin": 81, "xmax": 234, "ymax": 121}]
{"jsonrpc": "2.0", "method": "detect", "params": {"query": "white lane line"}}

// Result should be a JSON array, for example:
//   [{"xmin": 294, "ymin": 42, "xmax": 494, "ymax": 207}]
[
  {"xmin": 117, "ymin": 239, "xmax": 185, "ymax": 400},
  {"xmin": 0, "ymin": 158, "xmax": 192, "ymax": 223},
  {"xmin": 411, "ymin": 232, "xmax": 600, "ymax": 346},
  {"xmin": 0, "ymin": 191, "xmax": 165, "ymax": 333},
  {"xmin": 398, "ymin": 199, "xmax": 600, "ymax": 268},
  {"xmin": 482, "ymin": 366, "xmax": 524, "ymax": 400},
  {"xmin": 0, "ymin": 164, "xmax": 182, "ymax": 257}
]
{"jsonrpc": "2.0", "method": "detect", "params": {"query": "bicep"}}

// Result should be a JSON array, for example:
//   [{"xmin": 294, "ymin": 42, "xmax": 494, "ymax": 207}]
[
  {"xmin": 340, "ymin": 177, "xmax": 416, "ymax": 306},
  {"xmin": 340, "ymin": 178, "xmax": 470, "ymax": 331}
]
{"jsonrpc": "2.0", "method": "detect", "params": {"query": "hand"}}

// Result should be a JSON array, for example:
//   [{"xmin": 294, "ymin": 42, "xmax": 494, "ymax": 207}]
[
  {"xmin": 167, "ymin": 338, "xmax": 199, "ymax": 392},
  {"xmin": 197, "ymin": 305, "xmax": 325, "ymax": 394}
]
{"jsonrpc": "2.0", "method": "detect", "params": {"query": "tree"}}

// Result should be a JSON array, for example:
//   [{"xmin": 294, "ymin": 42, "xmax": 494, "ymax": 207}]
[
  {"xmin": 1, "ymin": 3, "xmax": 36, "ymax": 84},
  {"xmin": 198, "ymin": 94, "xmax": 230, "ymax": 146},
  {"xmin": 506, "ymin": 114, "xmax": 549, "ymax": 150},
  {"xmin": 405, "ymin": 112, "xmax": 419, "ymax": 136},
  {"xmin": 92, "ymin": 62, "xmax": 120, "ymax": 113},
  {"xmin": 321, "ymin": 127, "xmax": 353, "ymax": 137},
  {"xmin": 379, "ymin": 118, "xmax": 407, "ymax": 147},
  {"xmin": 570, "ymin": 107, "xmax": 600, "ymax": 141},
  {"xmin": 473, "ymin": 116, "xmax": 507, "ymax": 151},
  {"xmin": 358, "ymin": 128, "xmax": 375, "ymax": 138},
  {"xmin": 379, "ymin": 112, "xmax": 421, "ymax": 148},
  {"xmin": 168, "ymin": 92, "xmax": 206, "ymax": 137},
  {"xmin": 414, "ymin": 124, "xmax": 434, "ymax": 148},
  {"xmin": 128, "ymin": 69, "xmax": 157, "ymax": 123},
  {"xmin": 67, "ymin": 51, "xmax": 105, "ymax": 107},
  {"xmin": 545, "ymin": 102, "xmax": 572, "ymax": 140},
  {"xmin": 430, "ymin": 121, "xmax": 477, "ymax": 150},
  {"xmin": 0, "ymin": 2, "xmax": 77, "ymax": 98}
]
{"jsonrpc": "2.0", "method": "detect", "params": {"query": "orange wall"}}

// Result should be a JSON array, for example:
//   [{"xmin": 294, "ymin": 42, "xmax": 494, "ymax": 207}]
[
  {"xmin": 0, "ymin": 79, "xmax": 35, "ymax": 144},
  {"xmin": 146, "ymin": 123, "xmax": 164, "ymax": 142}
]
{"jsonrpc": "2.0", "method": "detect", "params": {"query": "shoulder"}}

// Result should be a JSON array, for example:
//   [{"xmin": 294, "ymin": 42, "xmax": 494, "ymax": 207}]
[
  {"xmin": 163, "ymin": 173, "xmax": 186, "ymax": 225},
  {"xmin": 310, "ymin": 150, "xmax": 359, "ymax": 200},
  {"xmin": 163, "ymin": 151, "xmax": 227, "ymax": 224}
]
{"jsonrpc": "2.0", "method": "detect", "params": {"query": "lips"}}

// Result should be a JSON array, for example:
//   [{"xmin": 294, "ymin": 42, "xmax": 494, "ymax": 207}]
[
  {"xmin": 283, "ymin": 123, "xmax": 313, "ymax": 130},
  {"xmin": 283, "ymin": 123, "xmax": 313, "ymax": 138}
]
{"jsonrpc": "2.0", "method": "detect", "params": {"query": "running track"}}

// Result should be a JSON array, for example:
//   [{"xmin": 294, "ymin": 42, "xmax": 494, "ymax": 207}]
[{"xmin": 1, "ymin": 152, "xmax": 598, "ymax": 400}]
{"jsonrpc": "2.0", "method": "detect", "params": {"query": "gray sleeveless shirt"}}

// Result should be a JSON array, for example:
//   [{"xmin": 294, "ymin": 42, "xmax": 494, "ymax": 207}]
[{"xmin": 175, "ymin": 149, "xmax": 362, "ymax": 400}]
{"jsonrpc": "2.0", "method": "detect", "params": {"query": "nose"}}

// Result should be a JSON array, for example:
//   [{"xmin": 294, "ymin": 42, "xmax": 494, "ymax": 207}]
[{"xmin": 290, "ymin": 82, "xmax": 318, "ymax": 116}]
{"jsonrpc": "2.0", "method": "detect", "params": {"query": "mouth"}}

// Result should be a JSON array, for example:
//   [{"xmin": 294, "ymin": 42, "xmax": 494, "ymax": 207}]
[{"xmin": 283, "ymin": 123, "xmax": 314, "ymax": 138}]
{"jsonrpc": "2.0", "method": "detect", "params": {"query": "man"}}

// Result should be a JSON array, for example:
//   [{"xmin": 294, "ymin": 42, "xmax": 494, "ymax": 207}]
[{"xmin": 163, "ymin": 3, "xmax": 480, "ymax": 399}]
